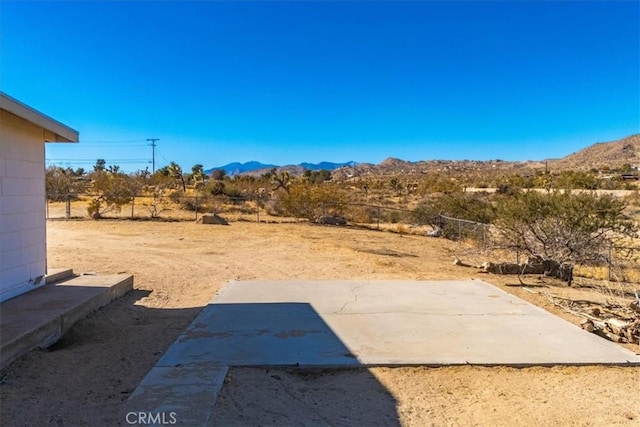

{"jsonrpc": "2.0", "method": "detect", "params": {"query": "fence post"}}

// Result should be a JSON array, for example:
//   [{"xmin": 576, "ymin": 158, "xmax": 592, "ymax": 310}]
[
  {"xmin": 608, "ymin": 244, "xmax": 613, "ymax": 281},
  {"xmin": 256, "ymin": 197, "xmax": 260, "ymax": 223},
  {"xmin": 131, "ymin": 197, "xmax": 135, "ymax": 219},
  {"xmin": 195, "ymin": 197, "xmax": 199, "ymax": 221},
  {"xmin": 483, "ymin": 225, "xmax": 487, "ymax": 249},
  {"xmin": 65, "ymin": 194, "xmax": 71, "ymax": 219}
]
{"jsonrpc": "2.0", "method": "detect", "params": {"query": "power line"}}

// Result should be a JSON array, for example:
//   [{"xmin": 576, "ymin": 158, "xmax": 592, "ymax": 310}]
[
  {"xmin": 156, "ymin": 147, "xmax": 170, "ymax": 164},
  {"xmin": 69, "ymin": 144, "xmax": 149, "ymax": 148},
  {"xmin": 79, "ymin": 139, "xmax": 147, "ymax": 144},
  {"xmin": 47, "ymin": 158, "xmax": 150, "ymax": 162},
  {"xmin": 46, "ymin": 160, "xmax": 152, "ymax": 166}
]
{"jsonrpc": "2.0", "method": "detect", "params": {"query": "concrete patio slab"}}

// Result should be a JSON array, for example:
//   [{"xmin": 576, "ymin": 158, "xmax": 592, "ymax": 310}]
[
  {"xmin": 129, "ymin": 279, "xmax": 640, "ymax": 425},
  {"xmin": 0, "ymin": 272, "xmax": 133, "ymax": 369},
  {"xmin": 156, "ymin": 280, "xmax": 640, "ymax": 367},
  {"xmin": 158, "ymin": 302, "xmax": 361, "ymax": 367}
]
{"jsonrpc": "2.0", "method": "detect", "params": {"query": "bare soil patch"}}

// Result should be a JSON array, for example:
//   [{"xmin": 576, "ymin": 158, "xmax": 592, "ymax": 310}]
[{"xmin": 1, "ymin": 220, "xmax": 639, "ymax": 426}]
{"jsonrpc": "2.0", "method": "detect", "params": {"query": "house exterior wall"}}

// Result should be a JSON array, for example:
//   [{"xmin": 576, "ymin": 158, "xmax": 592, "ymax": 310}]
[{"xmin": 0, "ymin": 110, "xmax": 48, "ymax": 302}]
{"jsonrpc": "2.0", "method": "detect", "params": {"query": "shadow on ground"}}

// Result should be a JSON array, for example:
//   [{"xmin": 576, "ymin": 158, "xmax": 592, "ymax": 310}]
[
  {"xmin": 211, "ymin": 367, "xmax": 400, "ymax": 427},
  {"xmin": 0, "ymin": 289, "xmax": 203, "ymax": 427},
  {"xmin": 2, "ymin": 292, "xmax": 402, "ymax": 426},
  {"xmin": 124, "ymin": 301, "xmax": 401, "ymax": 426}
]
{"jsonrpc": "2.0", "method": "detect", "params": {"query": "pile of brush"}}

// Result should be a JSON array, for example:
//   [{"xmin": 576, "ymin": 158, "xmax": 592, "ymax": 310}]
[{"xmin": 580, "ymin": 294, "xmax": 640, "ymax": 345}]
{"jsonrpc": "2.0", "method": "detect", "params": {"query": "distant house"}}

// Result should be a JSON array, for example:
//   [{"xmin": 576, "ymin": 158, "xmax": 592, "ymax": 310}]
[{"xmin": 0, "ymin": 93, "xmax": 78, "ymax": 302}]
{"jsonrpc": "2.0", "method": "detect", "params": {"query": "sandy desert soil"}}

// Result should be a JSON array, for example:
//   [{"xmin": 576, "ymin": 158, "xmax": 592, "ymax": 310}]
[{"xmin": 1, "ymin": 219, "xmax": 639, "ymax": 426}]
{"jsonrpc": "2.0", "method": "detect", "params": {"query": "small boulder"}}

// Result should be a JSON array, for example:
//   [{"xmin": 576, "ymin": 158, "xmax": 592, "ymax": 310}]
[
  {"xmin": 317, "ymin": 214, "xmax": 347, "ymax": 226},
  {"xmin": 197, "ymin": 213, "xmax": 229, "ymax": 225},
  {"xmin": 426, "ymin": 228, "xmax": 442, "ymax": 237}
]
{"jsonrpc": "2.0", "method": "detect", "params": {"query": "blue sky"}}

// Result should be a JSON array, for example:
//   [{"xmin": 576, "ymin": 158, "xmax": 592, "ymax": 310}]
[{"xmin": 2, "ymin": 1, "xmax": 639, "ymax": 172}]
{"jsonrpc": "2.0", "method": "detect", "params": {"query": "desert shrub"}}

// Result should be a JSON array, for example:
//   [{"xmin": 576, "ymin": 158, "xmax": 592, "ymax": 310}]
[
  {"xmin": 207, "ymin": 180, "xmax": 226, "ymax": 196},
  {"xmin": 87, "ymin": 170, "xmax": 138, "ymax": 218},
  {"xmin": 86, "ymin": 198, "xmax": 102, "ymax": 219},
  {"xmin": 493, "ymin": 190, "xmax": 638, "ymax": 267},
  {"xmin": 554, "ymin": 170, "xmax": 598, "ymax": 190},
  {"xmin": 413, "ymin": 193, "xmax": 494, "ymax": 241},
  {"xmin": 395, "ymin": 224, "xmax": 408, "ymax": 234},
  {"xmin": 264, "ymin": 198, "xmax": 285, "ymax": 216},
  {"xmin": 277, "ymin": 182, "xmax": 347, "ymax": 221},
  {"xmin": 413, "ymin": 192, "xmax": 495, "ymax": 227},
  {"xmin": 417, "ymin": 175, "xmax": 463, "ymax": 195},
  {"xmin": 168, "ymin": 189, "xmax": 182, "ymax": 204},
  {"xmin": 303, "ymin": 169, "xmax": 332, "ymax": 184},
  {"xmin": 210, "ymin": 169, "xmax": 226, "ymax": 181},
  {"xmin": 46, "ymin": 166, "xmax": 88, "ymax": 201},
  {"xmin": 168, "ymin": 190, "xmax": 201, "ymax": 211},
  {"xmin": 388, "ymin": 211, "xmax": 400, "ymax": 224},
  {"xmin": 346, "ymin": 205, "xmax": 378, "ymax": 224},
  {"xmin": 495, "ymin": 184, "xmax": 521, "ymax": 196},
  {"xmin": 146, "ymin": 186, "xmax": 172, "ymax": 218},
  {"xmin": 223, "ymin": 185, "xmax": 245, "ymax": 200},
  {"xmin": 383, "ymin": 209, "xmax": 411, "ymax": 224},
  {"xmin": 412, "ymin": 201, "xmax": 439, "ymax": 228},
  {"xmin": 388, "ymin": 177, "xmax": 403, "ymax": 194}
]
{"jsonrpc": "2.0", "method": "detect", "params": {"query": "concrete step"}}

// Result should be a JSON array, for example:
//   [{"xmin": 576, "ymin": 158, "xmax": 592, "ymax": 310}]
[
  {"xmin": 0, "ymin": 273, "xmax": 134, "ymax": 370},
  {"xmin": 45, "ymin": 268, "xmax": 75, "ymax": 285}
]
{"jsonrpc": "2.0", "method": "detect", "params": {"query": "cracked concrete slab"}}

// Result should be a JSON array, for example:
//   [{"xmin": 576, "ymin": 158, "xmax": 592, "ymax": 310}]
[
  {"xmin": 151, "ymin": 280, "xmax": 640, "ymax": 367},
  {"xmin": 129, "ymin": 280, "xmax": 640, "ymax": 425}
]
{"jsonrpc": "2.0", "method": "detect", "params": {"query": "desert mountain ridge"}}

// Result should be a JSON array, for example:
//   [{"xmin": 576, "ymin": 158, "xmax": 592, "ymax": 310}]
[
  {"xmin": 205, "ymin": 161, "xmax": 357, "ymax": 177},
  {"xmin": 549, "ymin": 134, "xmax": 640, "ymax": 171},
  {"xmin": 206, "ymin": 134, "xmax": 639, "ymax": 178}
]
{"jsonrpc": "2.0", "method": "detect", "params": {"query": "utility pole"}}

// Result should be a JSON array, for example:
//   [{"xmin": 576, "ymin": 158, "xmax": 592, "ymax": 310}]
[{"xmin": 147, "ymin": 138, "xmax": 159, "ymax": 173}]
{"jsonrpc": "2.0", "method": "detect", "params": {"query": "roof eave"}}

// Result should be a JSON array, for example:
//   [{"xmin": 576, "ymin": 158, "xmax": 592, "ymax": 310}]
[{"xmin": 0, "ymin": 92, "xmax": 79, "ymax": 143}]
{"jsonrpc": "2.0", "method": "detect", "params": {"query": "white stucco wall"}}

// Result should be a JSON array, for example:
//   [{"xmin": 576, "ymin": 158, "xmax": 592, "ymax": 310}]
[{"xmin": 0, "ymin": 110, "xmax": 48, "ymax": 302}]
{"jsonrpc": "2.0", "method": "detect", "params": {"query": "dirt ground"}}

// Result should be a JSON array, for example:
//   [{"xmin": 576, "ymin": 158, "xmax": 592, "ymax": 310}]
[{"xmin": 1, "ymin": 219, "xmax": 639, "ymax": 426}]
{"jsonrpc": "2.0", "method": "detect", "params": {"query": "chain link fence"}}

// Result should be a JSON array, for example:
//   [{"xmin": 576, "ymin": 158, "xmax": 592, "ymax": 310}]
[
  {"xmin": 606, "ymin": 246, "xmax": 640, "ymax": 284},
  {"xmin": 45, "ymin": 193, "xmax": 429, "ymax": 230},
  {"xmin": 435, "ymin": 214, "xmax": 491, "ymax": 246},
  {"xmin": 45, "ymin": 192, "xmax": 493, "ymax": 242},
  {"xmin": 46, "ymin": 194, "xmax": 261, "ymax": 222},
  {"xmin": 45, "ymin": 192, "xmax": 638, "ymax": 284}
]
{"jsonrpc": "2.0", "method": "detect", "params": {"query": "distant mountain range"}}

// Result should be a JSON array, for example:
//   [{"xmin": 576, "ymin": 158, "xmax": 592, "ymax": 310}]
[
  {"xmin": 204, "ymin": 134, "xmax": 639, "ymax": 178},
  {"xmin": 205, "ymin": 161, "xmax": 357, "ymax": 176},
  {"xmin": 204, "ymin": 161, "xmax": 276, "ymax": 176}
]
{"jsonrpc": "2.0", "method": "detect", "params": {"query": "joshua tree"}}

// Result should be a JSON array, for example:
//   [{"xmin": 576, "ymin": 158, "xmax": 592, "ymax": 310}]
[
  {"xmin": 271, "ymin": 171, "xmax": 292, "ymax": 194},
  {"xmin": 93, "ymin": 158, "xmax": 106, "ymax": 172},
  {"xmin": 168, "ymin": 161, "xmax": 186, "ymax": 192},
  {"xmin": 191, "ymin": 164, "xmax": 207, "ymax": 187}
]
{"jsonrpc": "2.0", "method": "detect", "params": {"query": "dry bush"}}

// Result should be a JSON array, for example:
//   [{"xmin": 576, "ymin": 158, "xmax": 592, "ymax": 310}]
[
  {"xmin": 493, "ymin": 190, "xmax": 637, "ymax": 266},
  {"xmin": 344, "ymin": 205, "xmax": 377, "ymax": 224},
  {"xmin": 263, "ymin": 198, "xmax": 285, "ymax": 217},
  {"xmin": 277, "ymin": 183, "xmax": 347, "ymax": 222}
]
